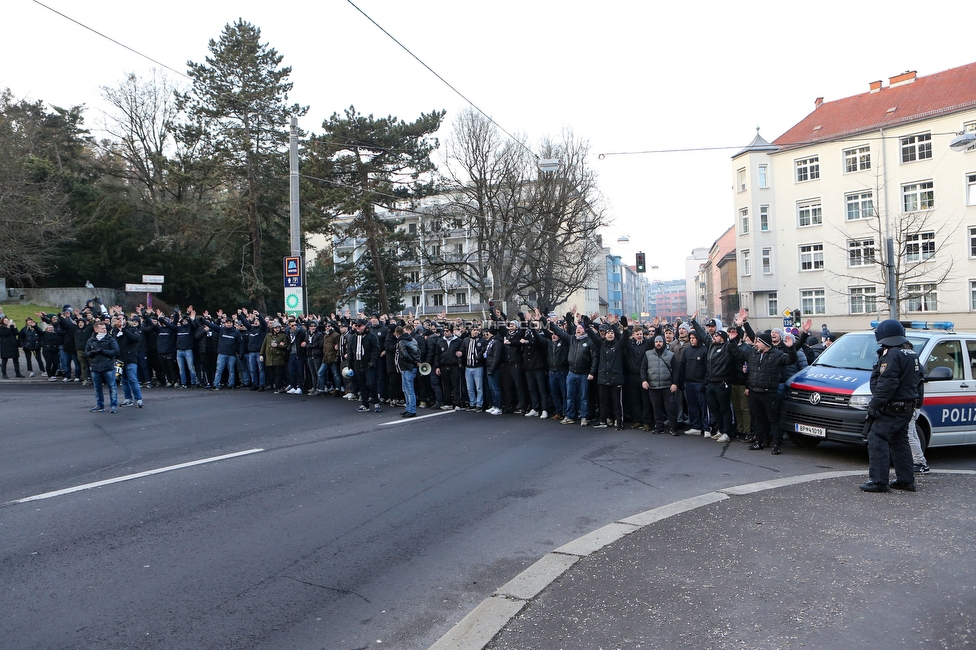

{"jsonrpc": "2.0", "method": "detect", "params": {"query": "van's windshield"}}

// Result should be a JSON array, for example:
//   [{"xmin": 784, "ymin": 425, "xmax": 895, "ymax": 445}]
[{"xmin": 813, "ymin": 332, "xmax": 928, "ymax": 371}]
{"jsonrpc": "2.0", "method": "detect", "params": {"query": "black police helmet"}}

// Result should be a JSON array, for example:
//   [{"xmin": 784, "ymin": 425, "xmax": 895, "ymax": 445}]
[{"xmin": 875, "ymin": 319, "xmax": 908, "ymax": 346}]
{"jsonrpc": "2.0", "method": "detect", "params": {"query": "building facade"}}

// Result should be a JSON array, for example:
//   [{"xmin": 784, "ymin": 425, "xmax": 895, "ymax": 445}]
[{"xmin": 734, "ymin": 63, "xmax": 976, "ymax": 332}]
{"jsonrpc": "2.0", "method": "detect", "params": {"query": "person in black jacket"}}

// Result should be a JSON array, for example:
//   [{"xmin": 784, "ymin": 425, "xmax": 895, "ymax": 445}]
[
  {"xmin": 726, "ymin": 324, "xmax": 751, "ymax": 441},
  {"xmin": 112, "ymin": 313, "xmax": 144, "ymax": 407},
  {"xmin": 500, "ymin": 320, "xmax": 527, "ymax": 414},
  {"xmin": 0, "ymin": 317, "xmax": 23, "ymax": 378},
  {"xmin": 552, "ymin": 316, "xmax": 599, "ymax": 426},
  {"xmin": 535, "ymin": 320, "xmax": 569, "ymax": 421},
  {"xmin": 590, "ymin": 322, "xmax": 625, "ymax": 430},
  {"xmin": 484, "ymin": 327, "xmax": 504, "ymax": 414},
  {"xmin": 41, "ymin": 322, "xmax": 61, "ymax": 379},
  {"xmin": 623, "ymin": 325, "xmax": 653, "ymax": 431},
  {"xmin": 462, "ymin": 325, "xmax": 488, "ymax": 411},
  {"xmin": 521, "ymin": 321, "xmax": 549, "ymax": 418},
  {"xmin": 209, "ymin": 316, "xmax": 243, "ymax": 389},
  {"xmin": 677, "ymin": 330, "xmax": 708, "ymax": 435},
  {"xmin": 174, "ymin": 311, "xmax": 197, "ymax": 388},
  {"xmin": 19, "ymin": 317, "xmax": 43, "ymax": 377},
  {"xmin": 85, "ymin": 320, "xmax": 120, "ymax": 413},
  {"xmin": 350, "ymin": 319, "xmax": 381, "ymax": 412},
  {"xmin": 732, "ymin": 330, "xmax": 798, "ymax": 454},
  {"xmin": 704, "ymin": 330, "xmax": 735, "ymax": 442},
  {"xmin": 395, "ymin": 324, "xmax": 421, "ymax": 417},
  {"xmin": 436, "ymin": 327, "xmax": 464, "ymax": 411}
]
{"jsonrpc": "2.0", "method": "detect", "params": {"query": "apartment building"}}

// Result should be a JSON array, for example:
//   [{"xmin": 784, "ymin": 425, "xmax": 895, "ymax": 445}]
[{"xmin": 733, "ymin": 62, "xmax": 976, "ymax": 332}]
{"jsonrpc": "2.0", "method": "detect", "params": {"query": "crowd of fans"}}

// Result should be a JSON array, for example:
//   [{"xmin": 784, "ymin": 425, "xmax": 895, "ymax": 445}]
[{"xmin": 1, "ymin": 299, "xmax": 839, "ymax": 455}]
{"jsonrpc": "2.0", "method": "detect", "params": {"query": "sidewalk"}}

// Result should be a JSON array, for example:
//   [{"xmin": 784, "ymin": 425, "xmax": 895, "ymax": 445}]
[{"xmin": 432, "ymin": 470, "xmax": 976, "ymax": 650}]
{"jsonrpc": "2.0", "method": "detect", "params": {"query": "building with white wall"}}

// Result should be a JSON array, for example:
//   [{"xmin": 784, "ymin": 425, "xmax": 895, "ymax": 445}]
[{"xmin": 734, "ymin": 63, "xmax": 976, "ymax": 332}]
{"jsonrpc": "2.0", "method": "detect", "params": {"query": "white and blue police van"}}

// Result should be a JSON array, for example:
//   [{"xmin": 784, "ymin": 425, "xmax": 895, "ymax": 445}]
[{"xmin": 782, "ymin": 321, "xmax": 975, "ymax": 451}]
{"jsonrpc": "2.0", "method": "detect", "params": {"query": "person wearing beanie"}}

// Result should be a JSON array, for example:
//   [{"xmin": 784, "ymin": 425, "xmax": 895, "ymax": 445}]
[
  {"xmin": 641, "ymin": 332, "xmax": 679, "ymax": 435},
  {"xmin": 677, "ymin": 329, "xmax": 708, "ymax": 435},
  {"xmin": 731, "ymin": 328, "xmax": 798, "ymax": 454},
  {"xmin": 726, "ymin": 321, "xmax": 751, "ymax": 441},
  {"xmin": 704, "ymin": 328, "xmax": 735, "ymax": 442}
]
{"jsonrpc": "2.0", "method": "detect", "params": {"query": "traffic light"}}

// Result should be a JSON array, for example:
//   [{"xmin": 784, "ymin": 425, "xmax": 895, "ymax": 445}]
[{"xmin": 636, "ymin": 252, "xmax": 646, "ymax": 273}]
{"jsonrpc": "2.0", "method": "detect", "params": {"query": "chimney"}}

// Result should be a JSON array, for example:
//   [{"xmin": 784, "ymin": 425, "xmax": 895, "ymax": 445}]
[
  {"xmin": 869, "ymin": 80, "xmax": 883, "ymax": 93},
  {"xmin": 814, "ymin": 97, "xmax": 824, "ymax": 109},
  {"xmin": 889, "ymin": 70, "xmax": 917, "ymax": 88}
]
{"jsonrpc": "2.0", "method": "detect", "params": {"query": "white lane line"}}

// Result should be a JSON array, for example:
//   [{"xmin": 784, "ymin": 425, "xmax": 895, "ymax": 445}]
[
  {"xmin": 9, "ymin": 448, "xmax": 264, "ymax": 504},
  {"xmin": 378, "ymin": 410, "xmax": 455, "ymax": 427}
]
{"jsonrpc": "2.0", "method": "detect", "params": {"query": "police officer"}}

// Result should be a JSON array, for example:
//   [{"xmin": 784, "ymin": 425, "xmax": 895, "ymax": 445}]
[{"xmin": 859, "ymin": 320, "xmax": 924, "ymax": 493}]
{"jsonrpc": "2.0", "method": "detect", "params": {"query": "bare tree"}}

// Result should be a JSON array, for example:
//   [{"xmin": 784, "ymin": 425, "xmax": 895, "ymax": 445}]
[
  {"xmin": 422, "ymin": 110, "xmax": 606, "ymax": 312},
  {"xmin": 827, "ymin": 172, "xmax": 957, "ymax": 318}
]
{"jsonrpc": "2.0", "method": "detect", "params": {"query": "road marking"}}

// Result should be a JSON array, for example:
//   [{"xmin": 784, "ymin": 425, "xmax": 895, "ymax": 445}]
[
  {"xmin": 8, "ymin": 449, "xmax": 264, "ymax": 504},
  {"xmin": 378, "ymin": 410, "xmax": 454, "ymax": 426}
]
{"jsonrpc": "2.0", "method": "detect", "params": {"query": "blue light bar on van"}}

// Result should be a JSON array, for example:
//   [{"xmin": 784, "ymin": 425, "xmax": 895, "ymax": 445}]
[{"xmin": 869, "ymin": 320, "xmax": 954, "ymax": 331}]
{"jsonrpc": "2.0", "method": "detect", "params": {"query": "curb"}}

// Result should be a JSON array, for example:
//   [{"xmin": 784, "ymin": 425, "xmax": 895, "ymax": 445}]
[{"xmin": 428, "ymin": 469, "xmax": 976, "ymax": 650}]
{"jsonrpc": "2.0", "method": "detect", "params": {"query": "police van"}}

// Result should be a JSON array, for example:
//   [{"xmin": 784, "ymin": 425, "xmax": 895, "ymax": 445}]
[{"xmin": 781, "ymin": 322, "xmax": 976, "ymax": 451}]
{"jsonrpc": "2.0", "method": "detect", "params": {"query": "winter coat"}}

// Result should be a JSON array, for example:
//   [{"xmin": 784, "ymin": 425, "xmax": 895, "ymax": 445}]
[
  {"xmin": 0, "ymin": 324, "xmax": 19, "ymax": 358},
  {"xmin": 731, "ymin": 344, "xmax": 797, "ymax": 391},
  {"xmin": 641, "ymin": 347, "xmax": 676, "ymax": 390},
  {"xmin": 85, "ymin": 333, "xmax": 120, "ymax": 373},
  {"xmin": 114, "ymin": 326, "xmax": 142, "ymax": 365},
  {"xmin": 19, "ymin": 325, "xmax": 42, "ymax": 351},
  {"xmin": 535, "ymin": 330, "xmax": 569, "ymax": 373},
  {"xmin": 260, "ymin": 331, "xmax": 289, "ymax": 366},
  {"xmin": 552, "ymin": 324, "xmax": 598, "ymax": 376},
  {"xmin": 395, "ymin": 334, "xmax": 421, "ymax": 372},
  {"xmin": 321, "ymin": 330, "xmax": 340, "ymax": 364},
  {"xmin": 591, "ymin": 332, "xmax": 625, "ymax": 386},
  {"xmin": 677, "ymin": 342, "xmax": 707, "ymax": 386}
]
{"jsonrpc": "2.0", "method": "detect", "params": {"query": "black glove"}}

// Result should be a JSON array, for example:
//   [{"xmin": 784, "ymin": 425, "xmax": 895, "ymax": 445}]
[{"xmin": 867, "ymin": 407, "xmax": 878, "ymax": 418}]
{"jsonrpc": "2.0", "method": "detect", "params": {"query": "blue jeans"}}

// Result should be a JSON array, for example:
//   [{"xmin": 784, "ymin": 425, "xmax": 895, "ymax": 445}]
[
  {"xmin": 123, "ymin": 363, "xmax": 143, "ymax": 401},
  {"xmin": 287, "ymin": 354, "xmax": 304, "ymax": 389},
  {"xmin": 215, "ymin": 353, "xmax": 236, "ymax": 387},
  {"xmin": 92, "ymin": 369, "xmax": 118, "ymax": 408},
  {"xmin": 486, "ymin": 372, "xmax": 501, "ymax": 409},
  {"xmin": 246, "ymin": 352, "xmax": 265, "ymax": 387},
  {"xmin": 548, "ymin": 370, "xmax": 567, "ymax": 415},
  {"xmin": 177, "ymin": 349, "xmax": 197, "ymax": 385},
  {"xmin": 401, "ymin": 367, "xmax": 418, "ymax": 413},
  {"xmin": 683, "ymin": 382, "xmax": 706, "ymax": 430},
  {"xmin": 565, "ymin": 372, "xmax": 589, "ymax": 420},
  {"xmin": 465, "ymin": 366, "xmax": 484, "ymax": 408}
]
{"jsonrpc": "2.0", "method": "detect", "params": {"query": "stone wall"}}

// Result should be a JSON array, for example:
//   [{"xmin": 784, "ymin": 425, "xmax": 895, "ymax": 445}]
[{"xmin": 0, "ymin": 285, "xmax": 121, "ymax": 310}]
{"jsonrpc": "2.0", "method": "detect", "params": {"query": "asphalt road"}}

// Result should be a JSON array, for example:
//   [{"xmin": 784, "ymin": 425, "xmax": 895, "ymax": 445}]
[{"xmin": 2, "ymin": 382, "xmax": 974, "ymax": 649}]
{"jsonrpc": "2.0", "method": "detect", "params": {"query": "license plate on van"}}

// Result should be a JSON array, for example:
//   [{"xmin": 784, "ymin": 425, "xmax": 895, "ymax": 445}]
[{"xmin": 795, "ymin": 423, "xmax": 826, "ymax": 437}]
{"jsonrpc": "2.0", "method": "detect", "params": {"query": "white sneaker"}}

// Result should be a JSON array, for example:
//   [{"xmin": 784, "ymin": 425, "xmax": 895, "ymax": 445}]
[
  {"xmin": 525, "ymin": 409, "xmax": 539, "ymax": 417},
  {"xmin": 489, "ymin": 407, "xmax": 502, "ymax": 415},
  {"xmin": 685, "ymin": 428, "xmax": 701, "ymax": 435},
  {"xmin": 286, "ymin": 387, "xmax": 295, "ymax": 394},
  {"xmin": 29, "ymin": 371, "xmax": 35, "ymax": 377},
  {"xmin": 715, "ymin": 433, "xmax": 731, "ymax": 443},
  {"xmin": 540, "ymin": 410, "xmax": 548, "ymax": 419},
  {"xmin": 293, "ymin": 388, "xmax": 302, "ymax": 395}
]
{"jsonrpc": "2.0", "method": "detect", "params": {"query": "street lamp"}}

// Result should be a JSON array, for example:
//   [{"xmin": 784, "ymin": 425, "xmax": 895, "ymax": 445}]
[{"xmin": 949, "ymin": 132, "xmax": 976, "ymax": 152}]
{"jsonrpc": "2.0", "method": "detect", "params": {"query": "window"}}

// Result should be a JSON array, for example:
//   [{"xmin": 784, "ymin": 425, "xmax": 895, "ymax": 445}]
[
  {"xmin": 455, "ymin": 292, "xmax": 467, "ymax": 305},
  {"xmin": 737, "ymin": 167, "xmax": 746, "ymax": 192},
  {"xmin": 411, "ymin": 295, "xmax": 421, "ymax": 307},
  {"xmin": 739, "ymin": 207, "xmax": 749, "ymax": 234},
  {"xmin": 849, "ymin": 286, "xmax": 878, "ymax": 314},
  {"xmin": 406, "ymin": 271, "xmax": 420, "ymax": 283},
  {"xmin": 741, "ymin": 249, "xmax": 751, "ymax": 276},
  {"xmin": 905, "ymin": 283, "xmax": 937, "ymax": 312},
  {"xmin": 846, "ymin": 191, "xmax": 874, "ymax": 220},
  {"xmin": 844, "ymin": 145, "xmax": 871, "ymax": 172},
  {"xmin": 901, "ymin": 133, "xmax": 932, "ymax": 163},
  {"xmin": 455, "ymin": 243, "xmax": 464, "ymax": 256},
  {"xmin": 430, "ymin": 244, "xmax": 441, "ymax": 257},
  {"xmin": 968, "ymin": 173, "xmax": 976, "ymax": 205},
  {"xmin": 797, "ymin": 200, "xmax": 822, "ymax": 227},
  {"xmin": 925, "ymin": 340, "xmax": 963, "ymax": 380},
  {"xmin": 761, "ymin": 247, "xmax": 772, "ymax": 274},
  {"xmin": 905, "ymin": 231, "xmax": 935, "ymax": 262},
  {"xmin": 795, "ymin": 156, "xmax": 820, "ymax": 182},
  {"xmin": 799, "ymin": 243, "xmax": 824, "ymax": 271},
  {"xmin": 971, "ymin": 226, "xmax": 976, "ymax": 258},
  {"xmin": 848, "ymin": 238, "xmax": 876, "ymax": 267},
  {"xmin": 767, "ymin": 292, "xmax": 778, "ymax": 317},
  {"xmin": 902, "ymin": 181, "xmax": 935, "ymax": 212},
  {"xmin": 760, "ymin": 205, "xmax": 770, "ymax": 231},
  {"xmin": 431, "ymin": 293, "xmax": 443, "ymax": 307},
  {"xmin": 758, "ymin": 164, "xmax": 768, "ymax": 188},
  {"xmin": 971, "ymin": 280, "xmax": 976, "ymax": 311},
  {"xmin": 800, "ymin": 289, "xmax": 826, "ymax": 315}
]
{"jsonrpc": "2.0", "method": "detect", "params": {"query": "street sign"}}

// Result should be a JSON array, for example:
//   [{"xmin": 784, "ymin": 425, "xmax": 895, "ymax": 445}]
[
  {"xmin": 142, "ymin": 275, "xmax": 165, "ymax": 284},
  {"xmin": 284, "ymin": 287, "xmax": 304, "ymax": 316},
  {"xmin": 284, "ymin": 256, "xmax": 302, "ymax": 288},
  {"xmin": 125, "ymin": 284, "xmax": 163, "ymax": 293}
]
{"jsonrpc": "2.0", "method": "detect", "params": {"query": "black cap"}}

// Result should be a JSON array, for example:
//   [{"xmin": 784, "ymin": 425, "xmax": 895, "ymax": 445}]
[
  {"xmin": 354, "ymin": 318, "xmax": 368, "ymax": 326},
  {"xmin": 706, "ymin": 318, "xmax": 717, "ymax": 327}
]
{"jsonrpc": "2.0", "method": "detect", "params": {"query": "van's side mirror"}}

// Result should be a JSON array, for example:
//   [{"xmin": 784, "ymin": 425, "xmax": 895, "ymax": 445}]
[{"xmin": 925, "ymin": 366, "xmax": 953, "ymax": 381}]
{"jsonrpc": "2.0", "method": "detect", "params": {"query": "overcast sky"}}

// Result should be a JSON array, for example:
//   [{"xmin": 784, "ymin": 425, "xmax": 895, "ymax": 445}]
[{"xmin": 4, "ymin": 0, "xmax": 973, "ymax": 279}]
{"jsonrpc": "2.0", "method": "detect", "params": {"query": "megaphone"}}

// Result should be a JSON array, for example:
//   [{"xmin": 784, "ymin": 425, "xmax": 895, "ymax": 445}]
[
  {"xmin": 419, "ymin": 362, "xmax": 432, "ymax": 376},
  {"xmin": 342, "ymin": 366, "xmax": 354, "ymax": 378}
]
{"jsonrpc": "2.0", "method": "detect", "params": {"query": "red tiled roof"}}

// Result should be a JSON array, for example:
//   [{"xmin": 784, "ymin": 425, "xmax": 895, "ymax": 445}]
[{"xmin": 774, "ymin": 62, "xmax": 976, "ymax": 148}]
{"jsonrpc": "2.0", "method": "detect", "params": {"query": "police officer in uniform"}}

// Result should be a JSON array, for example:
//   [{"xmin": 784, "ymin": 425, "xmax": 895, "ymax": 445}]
[{"xmin": 860, "ymin": 320, "xmax": 924, "ymax": 493}]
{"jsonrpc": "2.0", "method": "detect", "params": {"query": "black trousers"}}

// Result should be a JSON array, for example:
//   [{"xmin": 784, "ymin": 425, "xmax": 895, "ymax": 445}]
[
  {"xmin": 748, "ymin": 389, "xmax": 782, "ymax": 447},
  {"xmin": 705, "ymin": 383, "xmax": 734, "ymax": 435},
  {"xmin": 647, "ymin": 387, "xmax": 677, "ymax": 431},
  {"xmin": 624, "ymin": 375, "xmax": 652, "ymax": 423},
  {"xmin": 868, "ymin": 410, "xmax": 914, "ymax": 485},
  {"xmin": 524, "ymin": 369, "xmax": 548, "ymax": 412},
  {"xmin": 598, "ymin": 384, "xmax": 623, "ymax": 424},
  {"xmin": 502, "ymin": 363, "xmax": 526, "ymax": 411}
]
